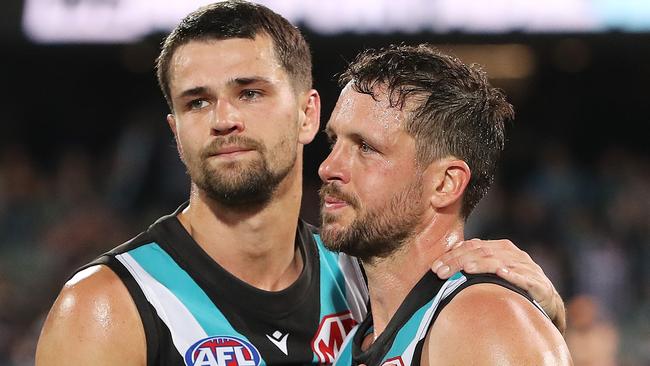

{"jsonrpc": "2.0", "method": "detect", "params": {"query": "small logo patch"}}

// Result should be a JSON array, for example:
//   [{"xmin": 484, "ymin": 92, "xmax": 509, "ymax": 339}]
[
  {"xmin": 184, "ymin": 335, "xmax": 261, "ymax": 366},
  {"xmin": 382, "ymin": 356, "xmax": 405, "ymax": 366},
  {"xmin": 311, "ymin": 310, "xmax": 358, "ymax": 363},
  {"xmin": 266, "ymin": 330, "xmax": 289, "ymax": 355}
]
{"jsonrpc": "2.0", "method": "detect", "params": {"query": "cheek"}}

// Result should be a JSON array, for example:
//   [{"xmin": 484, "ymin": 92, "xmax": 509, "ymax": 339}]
[
  {"xmin": 354, "ymin": 166, "xmax": 415, "ymax": 206},
  {"xmin": 352, "ymin": 169, "xmax": 390, "ymax": 205},
  {"xmin": 175, "ymin": 130, "xmax": 202, "ymax": 163}
]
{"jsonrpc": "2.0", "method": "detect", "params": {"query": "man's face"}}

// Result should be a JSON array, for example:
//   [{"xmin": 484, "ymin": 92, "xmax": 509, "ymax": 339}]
[
  {"xmin": 318, "ymin": 84, "xmax": 427, "ymax": 262},
  {"xmin": 167, "ymin": 35, "xmax": 305, "ymax": 207}
]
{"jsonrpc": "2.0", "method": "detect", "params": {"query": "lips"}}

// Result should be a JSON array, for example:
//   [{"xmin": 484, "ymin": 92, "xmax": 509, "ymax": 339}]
[
  {"xmin": 319, "ymin": 184, "xmax": 359, "ymax": 211},
  {"xmin": 323, "ymin": 194, "xmax": 349, "ymax": 209},
  {"xmin": 201, "ymin": 136, "xmax": 263, "ymax": 160},
  {"xmin": 213, "ymin": 145, "xmax": 254, "ymax": 156}
]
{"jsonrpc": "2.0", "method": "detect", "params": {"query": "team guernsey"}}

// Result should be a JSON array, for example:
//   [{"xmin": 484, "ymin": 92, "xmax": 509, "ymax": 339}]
[
  {"xmin": 78, "ymin": 203, "xmax": 368, "ymax": 366},
  {"xmin": 333, "ymin": 272, "xmax": 547, "ymax": 366}
]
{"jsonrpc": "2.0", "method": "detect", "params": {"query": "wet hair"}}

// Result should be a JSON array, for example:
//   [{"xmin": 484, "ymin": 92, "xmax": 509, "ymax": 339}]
[
  {"xmin": 340, "ymin": 44, "xmax": 514, "ymax": 219},
  {"xmin": 156, "ymin": 0, "xmax": 312, "ymax": 111}
]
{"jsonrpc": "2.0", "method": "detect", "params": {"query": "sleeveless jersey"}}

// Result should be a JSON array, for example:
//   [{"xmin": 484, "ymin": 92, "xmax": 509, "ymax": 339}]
[
  {"xmin": 333, "ymin": 271, "xmax": 547, "ymax": 366},
  {"xmin": 78, "ymin": 204, "xmax": 368, "ymax": 366}
]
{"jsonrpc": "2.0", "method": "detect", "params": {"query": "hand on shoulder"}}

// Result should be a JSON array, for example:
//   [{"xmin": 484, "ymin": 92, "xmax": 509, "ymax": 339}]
[
  {"xmin": 35, "ymin": 265, "xmax": 146, "ymax": 366},
  {"xmin": 424, "ymin": 283, "xmax": 572, "ymax": 366},
  {"xmin": 431, "ymin": 238, "xmax": 566, "ymax": 333}
]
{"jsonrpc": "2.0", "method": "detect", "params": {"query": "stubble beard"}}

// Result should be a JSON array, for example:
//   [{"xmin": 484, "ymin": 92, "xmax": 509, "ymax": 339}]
[
  {"xmin": 319, "ymin": 179, "xmax": 425, "ymax": 264},
  {"xmin": 188, "ymin": 135, "xmax": 296, "ymax": 209}
]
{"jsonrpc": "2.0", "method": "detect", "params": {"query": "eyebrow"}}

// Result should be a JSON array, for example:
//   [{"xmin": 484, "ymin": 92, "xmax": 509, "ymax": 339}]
[
  {"xmin": 176, "ymin": 76, "xmax": 273, "ymax": 99},
  {"xmin": 228, "ymin": 76, "xmax": 273, "ymax": 87},
  {"xmin": 178, "ymin": 86, "xmax": 209, "ymax": 99},
  {"xmin": 324, "ymin": 126, "xmax": 379, "ymax": 147}
]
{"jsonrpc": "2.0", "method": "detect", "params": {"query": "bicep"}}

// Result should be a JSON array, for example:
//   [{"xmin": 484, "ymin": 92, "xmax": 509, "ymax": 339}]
[
  {"xmin": 424, "ymin": 284, "xmax": 571, "ymax": 366},
  {"xmin": 35, "ymin": 265, "xmax": 146, "ymax": 366}
]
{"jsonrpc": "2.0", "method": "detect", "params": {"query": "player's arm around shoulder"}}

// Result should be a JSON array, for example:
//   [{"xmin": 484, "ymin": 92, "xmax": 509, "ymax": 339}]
[
  {"xmin": 35, "ymin": 265, "xmax": 146, "ymax": 366},
  {"xmin": 422, "ymin": 284, "xmax": 572, "ymax": 366}
]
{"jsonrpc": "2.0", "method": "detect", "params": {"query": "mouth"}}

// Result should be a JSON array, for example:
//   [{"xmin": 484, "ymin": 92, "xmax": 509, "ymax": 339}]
[
  {"xmin": 322, "ymin": 195, "xmax": 350, "ymax": 211},
  {"xmin": 210, "ymin": 146, "xmax": 255, "ymax": 158}
]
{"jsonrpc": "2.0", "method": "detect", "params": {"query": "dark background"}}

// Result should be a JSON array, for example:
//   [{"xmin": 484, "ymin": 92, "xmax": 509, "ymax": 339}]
[{"xmin": 0, "ymin": 1, "xmax": 648, "ymax": 365}]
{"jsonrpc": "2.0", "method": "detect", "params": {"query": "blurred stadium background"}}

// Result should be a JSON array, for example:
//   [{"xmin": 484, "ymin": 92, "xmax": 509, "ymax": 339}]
[{"xmin": 0, "ymin": 1, "xmax": 648, "ymax": 365}]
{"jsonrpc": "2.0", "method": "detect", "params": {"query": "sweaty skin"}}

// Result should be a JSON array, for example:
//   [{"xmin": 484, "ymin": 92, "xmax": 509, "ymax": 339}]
[
  {"xmin": 423, "ymin": 284, "xmax": 572, "ymax": 365},
  {"xmin": 320, "ymin": 86, "xmax": 571, "ymax": 366},
  {"xmin": 35, "ymin": 266, "xmax": 146, "ymax": 366},
  {"xmin": 35, "ymin": 34, "xmax": 566, "ymax": 366},
  {"xmin": 431, "ymin": 238, "xmax": 567, "ymax": 333}
]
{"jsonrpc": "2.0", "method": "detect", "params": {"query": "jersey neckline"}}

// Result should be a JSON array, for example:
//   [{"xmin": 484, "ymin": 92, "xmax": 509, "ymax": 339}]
[
  {"xmin": 147, "ymin": 201, "xmax": 318, "ymax": 319},
  {"xmin": 352, "ymin": 271, "xmax": 443, "ymax": 365}
]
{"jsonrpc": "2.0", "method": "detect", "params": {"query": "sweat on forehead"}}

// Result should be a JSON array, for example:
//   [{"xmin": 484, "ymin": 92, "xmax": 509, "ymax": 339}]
[
  {"xmin": 340, "ymin": 43, "xmax": 514, "ymax": 219},
  {"xmin": 328, "ymin": 83, "xmax": 408, "ymax": 135}
]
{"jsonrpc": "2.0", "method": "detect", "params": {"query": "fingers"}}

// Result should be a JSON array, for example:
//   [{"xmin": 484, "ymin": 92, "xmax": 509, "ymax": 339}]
[
  {"xmin": 432, "ymin": 240, "xmax": 493, "ymax": 271},
  {"xmin": 433, "ymin": 241, "xmax": 512, "ymax": 278},
  {"xmin": 432, "ymin": 239, "xmax": 542, "ymax": 279},
  {"xmin": 494, "ymin": 264, "xmax": 559, "ymax": 320},
  {"xmin": 429, "ymin": 238, "xmax": 564, "ymax": 331}
]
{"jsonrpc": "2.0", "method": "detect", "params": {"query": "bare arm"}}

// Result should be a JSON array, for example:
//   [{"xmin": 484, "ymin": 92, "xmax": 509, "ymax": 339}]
[
  {"xmin": 423, "ymin": 284, "xmax": 572, "ymax": 366},
  {"xmin": 431, "ymin": 239, "xmax": 566, "ymax": 333},
  {"xmin": 35, "ymin": 265, "xmax": 147, "ymax": 366}
]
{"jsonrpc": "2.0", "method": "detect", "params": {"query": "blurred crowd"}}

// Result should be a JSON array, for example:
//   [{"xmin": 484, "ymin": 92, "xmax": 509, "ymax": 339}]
[{"xmin": 0, "ymin": 113, "xmax": 648, "ymax": 365}]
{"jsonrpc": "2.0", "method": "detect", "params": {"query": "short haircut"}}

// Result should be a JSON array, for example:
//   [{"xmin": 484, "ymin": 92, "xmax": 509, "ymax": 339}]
[
  {"xmin": 340, "ymin": 44, "xmax": 514, "ymax": 219},
  {"xmin": 156, "ymin": 1, "xmax": 312, "ymax": 111}
]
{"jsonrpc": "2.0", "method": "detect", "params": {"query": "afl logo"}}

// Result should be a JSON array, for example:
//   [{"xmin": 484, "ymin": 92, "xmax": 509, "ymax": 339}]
[{"xmin": 184, "ymin": 336, "xmax": 261, "ymax": 366}]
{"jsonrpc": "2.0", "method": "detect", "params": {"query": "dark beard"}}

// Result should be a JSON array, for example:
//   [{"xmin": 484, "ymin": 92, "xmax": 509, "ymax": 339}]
[
  {"xmin": 190, "ymin": 136, "xmax": 295, "ymax": 209},
  {"xmin": 319, "ymin": 180, "xmax": 424, "ymax": 263},
  {"xmin": 197, "ymin": 157, "xmax": 289, "ymax": 208}
]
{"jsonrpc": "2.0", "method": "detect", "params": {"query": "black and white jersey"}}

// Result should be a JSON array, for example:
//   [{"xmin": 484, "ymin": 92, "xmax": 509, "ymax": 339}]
[
  {"xmin": 334, "ymin": 271, "xmax": 546, "ymax": 366},
  {"xmin": 79, "ymin": 203, "xmax": 369, "ymax": 366}
]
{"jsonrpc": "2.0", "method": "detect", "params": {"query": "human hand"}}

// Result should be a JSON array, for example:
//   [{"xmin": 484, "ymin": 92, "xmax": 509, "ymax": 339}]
[{"xmin": 431, "ymin": 238, "xmax": 566, "ymax": 334}]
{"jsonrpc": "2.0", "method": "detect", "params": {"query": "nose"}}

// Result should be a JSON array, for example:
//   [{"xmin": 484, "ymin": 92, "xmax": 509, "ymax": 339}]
[
  {"xmin": 210, "ymin": 99, "xmax": 244, "ymax": 136},
  {"xmin": 318, "ymin": 142, "xmax": 350, "ymax": 184}
]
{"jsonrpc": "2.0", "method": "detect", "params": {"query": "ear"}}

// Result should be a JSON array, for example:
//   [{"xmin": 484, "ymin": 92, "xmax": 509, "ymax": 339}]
[
  {"xmin": 167, "ymin": 113, "xmax": 184, "ymax": 158},
  {"xmin": 167, "ymin": 113, "xmax": 177, "ymax": 136},
  {"xmin": 297, "ymin": 89, "xmax": 321, "ymax": 145},
  {"xmin": 428, "ymin": 158, "xmax": 471, "ymax": 211}
]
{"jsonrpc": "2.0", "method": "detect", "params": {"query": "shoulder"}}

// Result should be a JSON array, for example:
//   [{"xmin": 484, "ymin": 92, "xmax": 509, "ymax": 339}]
[
  {"xmin": 423, "ymin": 283, "xmax": 572, "ymax": 366},
  {"xmin": 35, "ymin": 265, "xmax": 146, "ymax": 366}
]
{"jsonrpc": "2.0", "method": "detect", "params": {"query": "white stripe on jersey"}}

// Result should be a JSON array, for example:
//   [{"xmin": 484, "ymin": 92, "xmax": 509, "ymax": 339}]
[
  {"xmin": 400, "ymin": 275, "xmax": 467, "ymax": 365},
  {"xmin": 338, "ymin": 253, "xmax": 369, "ymax": 323},
  {"xmin": 117, "ymin": 252, "xmax": 208, "ymax": 356}
]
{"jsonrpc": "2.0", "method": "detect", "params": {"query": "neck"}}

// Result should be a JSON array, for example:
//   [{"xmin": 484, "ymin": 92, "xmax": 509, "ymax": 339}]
[
  {"xmin": 363, "ymin": 212, "xmax": 464, "ymax": 339},
  {"xmin": 177, "ymin": 160, "xmax": 304, "ymax": 291}
]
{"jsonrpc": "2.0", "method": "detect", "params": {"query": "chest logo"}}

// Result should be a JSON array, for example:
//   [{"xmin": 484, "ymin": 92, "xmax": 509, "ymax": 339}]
[
  {"xmin": 266, "ymin": 330, "xmax": 289, "ymax": 355},
  {"xmin": 184, "ymin": 335, "xmax": 261, "ymax": 366},
  {"xmin": 311, "ymin": 310, "xmax": 358, "ymax": 363}
]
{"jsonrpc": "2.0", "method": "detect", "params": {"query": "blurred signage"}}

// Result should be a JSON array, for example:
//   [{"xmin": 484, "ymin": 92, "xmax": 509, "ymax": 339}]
[{"xmin": 22, "ymin": 0, "xmax": 650, "ymax": 43}]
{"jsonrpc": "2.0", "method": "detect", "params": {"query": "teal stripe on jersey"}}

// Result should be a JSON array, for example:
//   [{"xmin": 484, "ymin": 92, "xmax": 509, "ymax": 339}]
[
  {"xmin": 382, "ymin": 297, "xmax": 434, "ymax": 362},
  {"xmin": 313, "ymin": 234, "xmax": 351, "ymax": 363},
  {"xmin": 449, "ymin": 271, "xmax": 463, "ymax": 281},
  {"xmin": 381, "ymin": 273, "xmax": 467, "ymax": 365},
  {"xmin": 314, "ymin": 234, "xmax": 349, "ymax": 316},
  {"xmin": 129, "ymin": 243, "xmax": 267, "ymax": 365}
]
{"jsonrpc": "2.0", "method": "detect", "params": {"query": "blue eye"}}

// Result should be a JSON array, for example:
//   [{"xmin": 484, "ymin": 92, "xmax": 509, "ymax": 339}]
[
  {"xmin": 359, "ymin": 141, "xmax": 375, "ymax": 153},
  {"xmin": 189, "ymin": 99, "xmax": 209, "ymax": 110},
  {"xmin": 241, "ymin": 90, "xmax": 262, "ymax": 100}
]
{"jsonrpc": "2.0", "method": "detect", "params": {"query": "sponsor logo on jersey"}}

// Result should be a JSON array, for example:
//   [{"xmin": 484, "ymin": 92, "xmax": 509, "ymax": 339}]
[
  {"xmin": 382, "ymin": 356, "xmax": 405, "ymax": 366},
  {"xmin": 311, "ymin": 310, "xmax": 358, "ymax": 363},
  {"xmin": 266, "ymin": 330, "xmax": 289, "ymax": 355},
  {"xmin": 184, "ymin": 335, "xmax": 261, "ymax": 366}
]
